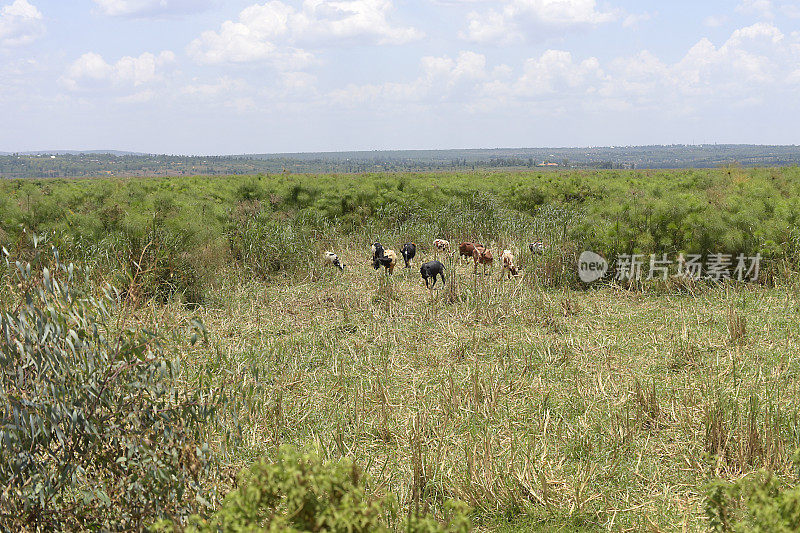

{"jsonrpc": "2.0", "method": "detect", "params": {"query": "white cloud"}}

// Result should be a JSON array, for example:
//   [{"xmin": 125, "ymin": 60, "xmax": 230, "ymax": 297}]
[
  {"xmin": 326, "ymin": 21, "xmax": 800, "ymax": 117},
  {"xmin": 93, "ymin": 0, "xmax": 212, "ymax": 17},
  {"xmin": 460, "ymin": 0, "xmax": 620, "ymax": 44},
  {"xmin": 332, "ymin": 48, "xmax": 602, "ymax": 108},
  {"xmin": 736, "ymin": 0, "xmax": 775, "ymax": 19},
  {"xmin": 462, "ymin": 8, "xmax": 512, "ymax": 44},
  {"xmin": 736, "ymin": 0, "xmax": 800, "ymax": 19},
  {"xmin": 330, "ymin": 50, "xmax": 488, "ymax": 105},
  {"xmin": 516, "ymin": 50, "xmax": 604, "ymax": 95},
  {"xmin": 62, "ymin": 50, "xmax": 176, "ymax": 91},
  {"xmin": 0, "ymin": 0, "xmax": 43, "ymax": 47},
  {"xmin": 421, "ymin": 50, "xmax": 486, "ymax": 84},
  {"xmin": 704, "ymin": 15, "xmax": 728, "ymax": 27},
  {"xmin": 479, "ymin": 49, "xmax": 606, "ymax": 107},
  {"xmin": 622, "ymin": 11, "xmax": 654, "ymax": 28},
  {"xmin": 600, "ymin": 22, "xmax": 795, "ymax": 107},
  {"xmin": 782, "ymin": 3, "xmax": 800, "ymax": 17},
  {"xmin": 188, "ymin": 0, "xmax": 422, "ymax": 66},
  {"xmin": 676, "ymin": 22, "xmax": 785, "ymax": 86},
  {"xmin": 181, "ymin": 76, "xmax": 260, "ymax": 112},
  {"xmin": 302, "ymin": 0, "xmax": 422, "ymax": 44},
  {"xmin": 180, "ymin": 71, "xmax": 319, "ymax": 114},
  {"xmin": 280, "ymin": 70, "xmax": 317, "ymax": 92}
]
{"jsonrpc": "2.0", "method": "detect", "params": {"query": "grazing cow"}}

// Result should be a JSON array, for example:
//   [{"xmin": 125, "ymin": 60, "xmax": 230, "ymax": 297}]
[
  {"xmin": 500, "ymin": 249, "xmax": 519, "ymax": 279},
  {"xmin": 459, "ymin": 242, "xmax": 482, "ymax": 261},
  {"xmin": 433, "ymin": 239, "xmax": 451, "ymax": 258},
  {"xmin": 324, "ymin": 251, "xmax": 345, "ymax": 271},
  {"xmin": 420, "ymin": 261, "xmax": 445, "ymax": 289},
  {"xmin": 529, "ymin": 241, "xmax": 545, "ymax": 255},
  {"xmin": 373, "ymin": 248, "xmax": 397, "ymax": 274},
  {"xmin": 472, "ymin": 246, "xmax": 493, "ymax": 275},
  {"xmin": 400, "ymin": 243, "xmax": 416, "ymax": 268},
  {"xmin": 372, "ymin": 242, "xmax": 385, "ymax": 260}
]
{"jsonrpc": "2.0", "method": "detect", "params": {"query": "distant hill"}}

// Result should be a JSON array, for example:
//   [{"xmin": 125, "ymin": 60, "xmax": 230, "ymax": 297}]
[
  {"xmin": 1, "ymin": 145, "xmax": 799, "ymax": 178},
  {"xmin": 0, "ymin": 150, "xmax": 146, "ymax": 156}
]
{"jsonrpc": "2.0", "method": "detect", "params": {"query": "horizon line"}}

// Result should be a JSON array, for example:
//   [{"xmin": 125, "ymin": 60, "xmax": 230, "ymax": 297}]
[{"xmin": 3, "ymin": 143, "xmax": 800, "ymax": 158}]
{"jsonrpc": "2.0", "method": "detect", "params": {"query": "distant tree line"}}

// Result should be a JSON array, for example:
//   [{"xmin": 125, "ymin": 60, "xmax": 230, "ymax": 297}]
[{"xmin": 2, "ymin": 145, "xmax": 800, "ymax": 178}]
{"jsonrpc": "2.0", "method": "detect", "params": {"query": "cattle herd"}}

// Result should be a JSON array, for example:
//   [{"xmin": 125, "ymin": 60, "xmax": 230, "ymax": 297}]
[{"xmin": 323, "ymin": 239, "xmax": 547, "ymax": 289}]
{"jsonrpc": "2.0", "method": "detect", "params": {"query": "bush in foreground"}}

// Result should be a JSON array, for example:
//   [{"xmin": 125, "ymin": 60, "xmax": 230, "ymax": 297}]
[
  {"xmin": 706, "ymin": 469, "xmax": 800, "ymax": 532},
  {"xmin": 172, "ymin": 446, "xmax": 471, "ymax": 533},
  {"xmin": 0, "ymin": 245, "xmax": 219, "ymax": 530}
]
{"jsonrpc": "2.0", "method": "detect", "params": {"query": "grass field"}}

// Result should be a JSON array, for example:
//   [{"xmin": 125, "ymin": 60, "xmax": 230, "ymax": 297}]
[
  {"xmin": 3, "ymin": 169, "xmax": 800, "ymax": 531},
  {"xmin": 142, "ymin": 244, "xmax": 800, "ymax": 531}
]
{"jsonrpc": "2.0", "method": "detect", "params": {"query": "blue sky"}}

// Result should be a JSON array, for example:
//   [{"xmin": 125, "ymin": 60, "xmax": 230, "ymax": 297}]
[{"xmin": 1, "ymin": 0, "xmax": 799, "ymax": 154}]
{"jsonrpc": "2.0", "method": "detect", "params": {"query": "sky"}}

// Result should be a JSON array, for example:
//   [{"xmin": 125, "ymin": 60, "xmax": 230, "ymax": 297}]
[{"xmin": 1, "ymin": 0, "xmax": 799, "ymax": 154}]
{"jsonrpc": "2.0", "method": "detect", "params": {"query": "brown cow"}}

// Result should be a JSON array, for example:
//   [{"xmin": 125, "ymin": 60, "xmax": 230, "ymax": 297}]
[
  {"xmin": 472, "ymin": 246, "xmax": 493, "ymax": 275},
  {"xmin": 459, "ymin": 242, "xmax": 483, "ymax": 261}
]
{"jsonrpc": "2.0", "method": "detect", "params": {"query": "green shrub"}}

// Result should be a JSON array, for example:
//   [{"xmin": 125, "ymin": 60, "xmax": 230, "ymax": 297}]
[
  {"xmin": 174, "ymin": 446, "xmax": 471, "ymax": 533},
  {"xmin": 236, "ymin": 179, "xmax": 265, "ymax": 202},
  {"xmin": 108, "ymin": 222, "xmax": 206, "ymax": 305},
  {"xmin": 5, "ymin": 168, "xmax": 800, "ymax": 288},
  {"xmin": 0, "ymin": 246, "xmax": 219, "ymax": 531},
  {"xmin": 227, "ymin": 215, "xmax": 315, "ymax": 279},
  {"xmin": 706, "ymin": 469, "xmax": 800, "ymax": 532}
]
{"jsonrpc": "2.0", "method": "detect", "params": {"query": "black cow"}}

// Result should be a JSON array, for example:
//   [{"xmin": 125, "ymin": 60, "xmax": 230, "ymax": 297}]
[
  {"xmin": 373, "ymin": 249, "xmax": 397, "ymax": 274},
  {"xmin": 372, "ymin": 242, "xmax": 385, "ymax": 260},
  {"xmin": 400, "ymin": 243, "xmax": 416, "ymax": 268},
  {"xmin": 420, "ymin": 260, "xmax": 445, "ymax": 289}
]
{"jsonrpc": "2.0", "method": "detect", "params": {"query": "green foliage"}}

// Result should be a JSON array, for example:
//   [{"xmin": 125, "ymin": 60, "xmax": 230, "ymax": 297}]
[
  {"xmin": 227, "ymin": 214, "xmax": 317, "ymax": 279},
  {"xmin": 3, "ymin": 168, "xmax": 800, "ymax": 291},
  {"xmin": 237, "ymin": 179, "xmax": 266, "ymax": 202},
  {"xmin": 174, "ymin": 446, "xmax": 470, "ymax": 533},
  {"xmin": 0, "ymin": 244, "xmax": 219, "ymax": 530},
  {"xmin": 706, "ymin": 470, "xmax": 800, "ymax": 532},
  {"xmin": 111, "ymin": 222, "xmax": 207, "ymax": 305}
]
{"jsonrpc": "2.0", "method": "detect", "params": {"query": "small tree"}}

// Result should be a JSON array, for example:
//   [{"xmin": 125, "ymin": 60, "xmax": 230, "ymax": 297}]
[{"xmin": 0, "ymin": 244, "xmax": 219, "ymax": 530}]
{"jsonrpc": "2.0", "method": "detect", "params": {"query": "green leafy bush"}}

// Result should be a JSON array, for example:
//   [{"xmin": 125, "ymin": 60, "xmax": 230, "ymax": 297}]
[
  {"xmin": 706, "ymin": 470, "xmax": 800, "ymax": 532},
  {"xmin": 177, "ymin": 446, "xmax": 471, "ymax": 533},
  {"xmin": 0, "ymin": 245, "xmax": 219, "ymax": 531}
]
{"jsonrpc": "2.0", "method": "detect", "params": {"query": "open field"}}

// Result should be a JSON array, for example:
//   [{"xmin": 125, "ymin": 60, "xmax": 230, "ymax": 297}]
[
  {"xmin": 3, "ymin": 169, "xmax": 800, "ymax": 531},
  {"xmin": 158, "ymin": 257, "xmax": 800, "ymax": 531}
]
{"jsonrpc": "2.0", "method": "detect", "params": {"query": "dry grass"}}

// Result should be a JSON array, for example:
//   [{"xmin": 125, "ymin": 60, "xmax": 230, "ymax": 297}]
[{"xmin": 141, "ymin": 244, "xmax": 800, "ymax": 532}]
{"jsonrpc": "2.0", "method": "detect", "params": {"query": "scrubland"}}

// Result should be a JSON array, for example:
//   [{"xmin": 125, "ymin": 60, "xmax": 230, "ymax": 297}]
[{"xmin": 2, "ymin": 168, "xmax": 800, "ymax": 531}]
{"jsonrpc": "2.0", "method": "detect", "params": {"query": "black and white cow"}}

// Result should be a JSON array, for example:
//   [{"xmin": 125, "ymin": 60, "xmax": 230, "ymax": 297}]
[
  {"xmin": 372, "ymin": 242, "xmax": 385, "ymax": 260},
  {"xmin": 529, "ymin": 241, "xmax": 545, "ymax": 255},
  {"xmin": 400, "ymin": 243, "xmax": 416, "ymax": 268},
  {"xmin": 324, "ymin": 251, "xmax": 344, "ymax": 271}
]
